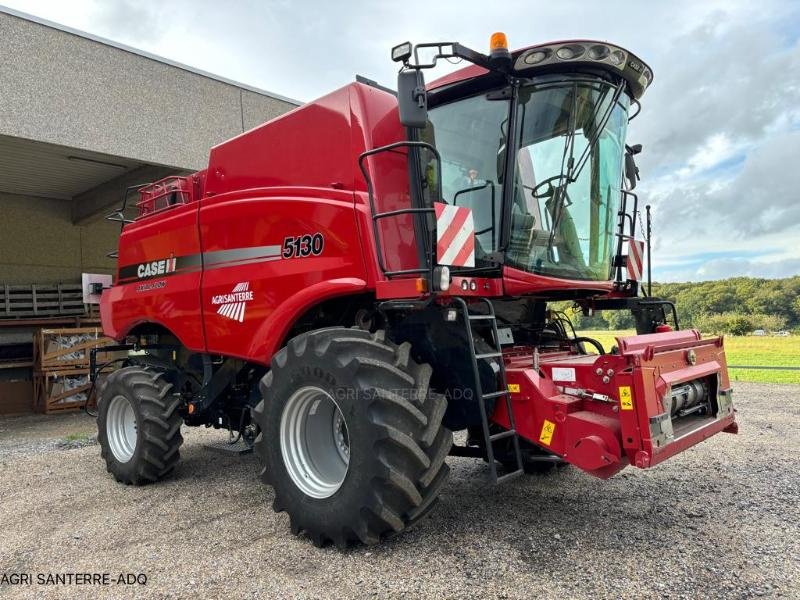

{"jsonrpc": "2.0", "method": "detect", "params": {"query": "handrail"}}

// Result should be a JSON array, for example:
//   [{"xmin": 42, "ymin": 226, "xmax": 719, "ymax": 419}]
[
  {"xmin": 453, "ymin": 180, "xmax": 497, "ymax": 250},
  {"xmin": 358, "ymin": 141, "xmax": 442, "ymax": 282}
]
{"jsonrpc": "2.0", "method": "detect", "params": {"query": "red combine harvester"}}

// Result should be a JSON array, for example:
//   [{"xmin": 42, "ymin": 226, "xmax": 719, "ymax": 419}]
[{"xmin": 94, "ymin": 34, "xmax": 737, "ymax": 547}]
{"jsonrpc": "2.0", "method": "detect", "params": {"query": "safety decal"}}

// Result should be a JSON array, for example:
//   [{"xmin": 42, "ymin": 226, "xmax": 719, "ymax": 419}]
[
  {"xmin": 211, "ymin": 282, "xmax": 253, "ymax": 323},
  {"xmin": 508, "ymin": 383, "xmax": 520, "ymax": 393},
  {"xmin": 619, "ymin": 386, "xmax": 633, "ymax": 410},
  {"xmin": 627, "ymin": 239, "xmax": 645, "ymax": 281},
  {"xmin": 435, "ymin": 202, "xmax": 475, "ymax": 267},
  {"xmin": 539, "ymin": 419, "xmax": 556, "ymax": 446}
]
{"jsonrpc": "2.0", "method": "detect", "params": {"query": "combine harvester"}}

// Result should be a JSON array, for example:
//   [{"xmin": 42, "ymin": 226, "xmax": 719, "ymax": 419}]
[{"xmin": 93, "ymin": 33, "xmax": 738, "ymax": 547}]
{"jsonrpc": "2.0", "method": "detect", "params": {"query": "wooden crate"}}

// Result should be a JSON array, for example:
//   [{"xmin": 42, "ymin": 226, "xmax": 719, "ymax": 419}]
[
  {"xmin": 34, "ymin": 327, "xmax": 114, "ymax": 370},
  {"xmin": 33, "ymin": 367, "xmax": 95, "ymax": 414},
  {"xmin": 0, "ymin": 284, "xmax": 87, "ymax": 319}
]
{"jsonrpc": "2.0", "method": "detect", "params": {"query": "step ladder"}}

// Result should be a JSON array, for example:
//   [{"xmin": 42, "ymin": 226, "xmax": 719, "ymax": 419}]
[{"xmin": 453, "ymin": 297, "xmax": 524, "ymax": 484}]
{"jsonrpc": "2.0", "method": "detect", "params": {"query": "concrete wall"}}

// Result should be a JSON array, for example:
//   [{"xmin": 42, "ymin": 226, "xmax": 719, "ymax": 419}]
[
  {"xmin": 0, "ymin": 10, "xmax": 298, "ymax": 171},
  {"xmin": 0, "ymin": 192, "xmax": 118, "ymax": 284},
  {"xmin": 0, "ymin": 8, "xmax": 300, "ymax": 287}
]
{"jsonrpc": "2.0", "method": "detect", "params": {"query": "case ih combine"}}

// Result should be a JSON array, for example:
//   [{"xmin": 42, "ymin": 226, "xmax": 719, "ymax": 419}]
[{"xmin": 95, "ymin": 34, "xmax": 738, "ymax": 547}]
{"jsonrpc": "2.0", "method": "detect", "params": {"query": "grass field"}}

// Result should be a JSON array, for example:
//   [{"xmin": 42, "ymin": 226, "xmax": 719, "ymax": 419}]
[{"xmin": 578, "ymin": 330, "xmax": 800, "ymax": 384}]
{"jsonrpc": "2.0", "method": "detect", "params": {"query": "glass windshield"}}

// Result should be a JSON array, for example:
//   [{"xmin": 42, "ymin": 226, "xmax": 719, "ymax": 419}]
[
  {"xmin": 507, "ymin": 78, "xmax": 629, "ymax": 280},
  {"xmin": 424, "ymin": 93, "xmax": 510, "ymax": 260},
  {"xmin": 422, "ymin": 76, "xmax": 629, "ymax": 280}
]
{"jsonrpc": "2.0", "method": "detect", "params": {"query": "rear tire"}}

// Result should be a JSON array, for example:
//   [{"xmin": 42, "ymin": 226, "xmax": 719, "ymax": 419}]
[
  {"xmin": 97, "ymin": 366, "xmax": 183, "ymax": 485},
  {"xmin": 253, "ymin": 328, "xmax": 452, "ymax": 547}
]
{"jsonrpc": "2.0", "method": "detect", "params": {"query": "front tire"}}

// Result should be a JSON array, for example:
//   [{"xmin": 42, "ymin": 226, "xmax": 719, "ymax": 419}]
[
  {"xmin": 97, "ymin": 366, "xmax": 183, "ymax": 485},
  {"xmin": 253, "ymin": 328, "xmax": 452, "ymax": 547}
]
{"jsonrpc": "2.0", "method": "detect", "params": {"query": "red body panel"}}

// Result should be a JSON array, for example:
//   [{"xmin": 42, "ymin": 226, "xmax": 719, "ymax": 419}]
[
  {"xmin": 103, "ymin": 200, "xmax": 205, "ymax": 350},
  {"xmin": 198, "ymin": 189, "xmax": 367, "ymax": 362}
]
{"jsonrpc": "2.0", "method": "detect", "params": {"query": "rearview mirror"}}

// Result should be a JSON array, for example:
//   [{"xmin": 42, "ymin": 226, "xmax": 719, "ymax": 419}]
[
  {"xmin": 397, "ymin": 69, "xmax": 428, "ymax": 128},
  {"xmin": 624, "ymin": 147, "xmax": 640, "ymax": 190}
]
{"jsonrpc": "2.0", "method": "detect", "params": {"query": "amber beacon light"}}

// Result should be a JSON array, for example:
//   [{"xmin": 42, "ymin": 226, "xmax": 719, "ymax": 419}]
[{"xmin": 489, "ymin": 32, "xmax": 511, "ymax": 70}]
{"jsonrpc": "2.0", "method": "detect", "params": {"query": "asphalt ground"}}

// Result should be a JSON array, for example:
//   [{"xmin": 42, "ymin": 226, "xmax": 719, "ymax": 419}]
[{"xmin": 0, "ymin": 381, "xmax": 798, "ymax": 599}]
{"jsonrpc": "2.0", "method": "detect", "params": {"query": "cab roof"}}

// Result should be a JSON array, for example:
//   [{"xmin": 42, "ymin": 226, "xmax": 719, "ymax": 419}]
[{"xmin": 428, "ymin": 39, "xmax": 653, "ymax": 100}]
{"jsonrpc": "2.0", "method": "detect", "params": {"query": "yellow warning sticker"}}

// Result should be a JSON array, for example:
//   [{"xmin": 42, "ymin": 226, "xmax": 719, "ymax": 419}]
[
  {"xmin": 508, "ymin": 383, "xmax": 520, "ymax": 393},
  {"xmin": 619, "ymin": 386, "xmax": 633, "ymax": 411},
  {"xmin": 539, "ymin": 419, "xmax": 556, "ymax": 445}
]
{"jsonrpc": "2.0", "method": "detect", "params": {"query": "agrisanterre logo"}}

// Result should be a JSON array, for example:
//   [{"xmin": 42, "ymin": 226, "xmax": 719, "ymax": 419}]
[{"xmin": 211, "ymin": 282, "xmax": 254, "ymax": 323}]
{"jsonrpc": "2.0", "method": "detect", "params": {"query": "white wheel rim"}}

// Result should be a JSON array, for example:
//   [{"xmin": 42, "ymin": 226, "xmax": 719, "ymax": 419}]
[
  {"xmin": 107, "ymin": 394, "xmax": 137, "ymax": 463},
  {"xmin": 280, "ymin": 386, "xmax": 350, "ymax": 499}
]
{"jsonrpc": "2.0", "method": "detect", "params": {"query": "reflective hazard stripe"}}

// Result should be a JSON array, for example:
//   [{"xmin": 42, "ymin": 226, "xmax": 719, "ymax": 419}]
[
  {"xmin": 435, "ymin": 202, "xmax": 475, "ymax": 267},
  {"xmin": 627, "ymin": 239, "xmax": 645, "ymax": 281}
]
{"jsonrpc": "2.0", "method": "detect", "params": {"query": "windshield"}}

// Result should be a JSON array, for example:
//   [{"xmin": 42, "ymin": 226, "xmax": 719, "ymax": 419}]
[
  {"xmin": 507, "ymin": 78, "xmax": 629, "ymax": 280},
  {"xmin": 423, "ymin": 75, "xmax": 629, "ymax": 280}
]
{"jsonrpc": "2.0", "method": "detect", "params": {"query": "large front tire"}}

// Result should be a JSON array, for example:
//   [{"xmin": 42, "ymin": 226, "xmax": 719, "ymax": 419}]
[
  {"xmin": 97, "ymin": 366, "xmax": 183, "ymax": 485},
  {"xmin": 253, "ymin": 328, "xmax": 452, "ymax": 547}
]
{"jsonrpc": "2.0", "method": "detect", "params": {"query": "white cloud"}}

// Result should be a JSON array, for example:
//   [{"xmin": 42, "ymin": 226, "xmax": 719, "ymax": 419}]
[{"xmin": 675, "ymin": 133, "xmax": 739, "ymax": 179}]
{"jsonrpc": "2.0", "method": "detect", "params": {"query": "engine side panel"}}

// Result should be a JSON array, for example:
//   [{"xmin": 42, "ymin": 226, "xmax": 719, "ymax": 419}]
[
  {"xmin": 102, "ymin": 201, "xmax": 205, "ymax": 351},
  {"xmin": 198, "ymin": 189, "xmax": 368, "ymax": 363}
]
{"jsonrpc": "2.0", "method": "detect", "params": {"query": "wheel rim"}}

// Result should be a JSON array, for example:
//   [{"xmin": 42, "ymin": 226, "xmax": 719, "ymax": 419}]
[
  {"xmin": 107, "ymin": 394, "xmax": 137, "ymax": 463},
  {"xmin": 280, "ymin": 386, "xmax": 350, "ymax": 499}
]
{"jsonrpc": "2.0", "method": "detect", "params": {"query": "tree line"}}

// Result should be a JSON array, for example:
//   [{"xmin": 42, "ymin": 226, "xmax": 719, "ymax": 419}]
[{"xmin": 569, "ymin": 276, "xmax": 800, "ymax": 335}]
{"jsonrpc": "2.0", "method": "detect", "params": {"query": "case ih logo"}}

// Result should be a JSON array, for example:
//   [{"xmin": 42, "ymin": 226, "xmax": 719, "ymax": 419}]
[
  {"xmin": 137, "ymin": 257, "xmax": 177, "ymax": 279},
  {"xmin": 211, "ymin": 282, "xmax": 254, "ymax": 323}
]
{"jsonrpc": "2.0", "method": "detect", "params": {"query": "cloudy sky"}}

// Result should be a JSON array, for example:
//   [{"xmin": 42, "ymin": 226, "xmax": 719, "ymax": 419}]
[{"xmin": 4, "ymin": 0, "xmax": 798, "ymax": 282}]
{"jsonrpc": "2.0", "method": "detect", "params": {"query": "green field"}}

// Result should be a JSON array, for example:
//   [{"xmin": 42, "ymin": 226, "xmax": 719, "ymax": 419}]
[{"xmin": 578, "ymin": 330, "xmax": 800, "ymax": 384}]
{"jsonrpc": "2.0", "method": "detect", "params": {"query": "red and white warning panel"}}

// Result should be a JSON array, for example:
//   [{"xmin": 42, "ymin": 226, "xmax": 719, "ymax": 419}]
[
  {"xmin": 627, "ymin": 238, "xmax": 645, "ymax": 281},
  {"xmin": 435, "ymin": 202, "xmax": 475, "ymax": 268}
]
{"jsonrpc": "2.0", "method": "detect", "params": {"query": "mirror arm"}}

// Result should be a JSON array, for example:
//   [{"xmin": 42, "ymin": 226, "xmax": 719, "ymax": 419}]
[{"xmin": 450, "ymin": 43, "xmax": 492, "ymax": 70}]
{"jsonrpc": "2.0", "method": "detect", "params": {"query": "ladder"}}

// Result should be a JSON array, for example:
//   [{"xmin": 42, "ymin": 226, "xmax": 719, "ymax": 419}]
[{"xmin": 453, "ymin": 297, "xmax": 524, "ymax": 484}]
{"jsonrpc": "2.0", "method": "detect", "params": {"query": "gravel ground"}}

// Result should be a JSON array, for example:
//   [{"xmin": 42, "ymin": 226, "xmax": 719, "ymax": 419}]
[{"xmin": 0, "ymin": 381, "xmax": 798, "ymax": 599}]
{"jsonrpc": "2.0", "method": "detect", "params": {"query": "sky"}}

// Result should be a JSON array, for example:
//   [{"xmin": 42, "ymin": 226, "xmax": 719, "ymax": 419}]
[{"xmin": 3, "ymin": 0, "xmax": 799, "ymax": 282}]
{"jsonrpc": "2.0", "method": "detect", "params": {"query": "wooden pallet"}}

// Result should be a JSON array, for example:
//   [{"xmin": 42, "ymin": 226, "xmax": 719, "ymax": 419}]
[
  {"xmin": 33, "ymin": 367, "xmax": 95, "ymax": 414},
  {"xmin": 34, "ymin": 327, "xmax": 114, "ymax": 370},
  {"xmin": 1, "ymin": 284, "xmax": 87, "ymax": 319}
]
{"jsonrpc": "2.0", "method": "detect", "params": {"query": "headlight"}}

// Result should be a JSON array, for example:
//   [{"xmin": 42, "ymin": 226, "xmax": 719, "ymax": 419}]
[
  {"xmin": 588, "ymin": 44, "xmax": 609, "ymax": 60},
  {"xmin": 556, "ymin": 44, "xmax": 585, "ymax": 60},
  {"xmin": 524, "ymin": 50, "xmax": 549, "ymax": 65},
  {"xmin": 391, "ymin": 42, "xmax": 412, "ymax": 63},
  {"xmin": 609, "ymin": 49, "xmax": 626, "ymax": 66}
]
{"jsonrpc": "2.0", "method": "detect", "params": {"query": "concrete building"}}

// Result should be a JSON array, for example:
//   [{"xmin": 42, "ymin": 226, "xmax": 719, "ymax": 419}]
[
  {"xmin": 0, "ymin": 5, "xmax": 299, "ymax": 285},
  {"xmin": 0, "ymin": 6, "xmax": 299, "ymax": 412}
]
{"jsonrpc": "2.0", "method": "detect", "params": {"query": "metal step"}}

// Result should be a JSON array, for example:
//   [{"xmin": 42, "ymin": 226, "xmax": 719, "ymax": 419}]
[
  {"xmin": 497, "ymin": 469, "xmax": 524, "ymax": 484},
  {"xmin": 489, "ymin": 429, "xmax": 516, "ymax": 442},
  {"xmin": 482, "ymin": 390, "xmax": 508, "ymax": 400},
  {"xmin": 203, "ymin": 437, "xmax": 253, "ymax": 456},
  {"xmin": 475, "ymin": 351, "xmax": 502, "ymax": 360},
  {"xmin": 468, "ymin": 315, "xmax": 494, "ymax": 321}
]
